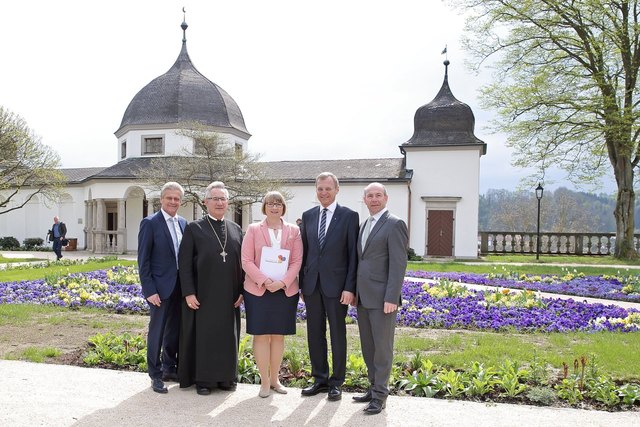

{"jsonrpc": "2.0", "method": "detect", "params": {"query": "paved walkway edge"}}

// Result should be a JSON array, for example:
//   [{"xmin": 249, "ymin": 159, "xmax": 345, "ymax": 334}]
[{"xmin": 0, "ymin": 360, "xmax": 638, "ymax": 426}]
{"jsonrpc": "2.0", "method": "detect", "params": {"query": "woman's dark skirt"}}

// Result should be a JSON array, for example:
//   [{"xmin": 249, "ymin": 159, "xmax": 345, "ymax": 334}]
[{"xmin": 244, "ymin": 289, "xmax": 299, "ymax": 335}]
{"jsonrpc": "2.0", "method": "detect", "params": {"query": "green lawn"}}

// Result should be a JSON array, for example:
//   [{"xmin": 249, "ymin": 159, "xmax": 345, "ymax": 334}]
[
  {"xmin": 0, "ymin": 255, "xmax": 47, "ymax": 264},
  {"xmin": 408, "ymin": 258, "xmax": 640, "ymax": 276},
  {"xmin": 2, "ymin": 258, "xmax": 640, "ymax": 383}
]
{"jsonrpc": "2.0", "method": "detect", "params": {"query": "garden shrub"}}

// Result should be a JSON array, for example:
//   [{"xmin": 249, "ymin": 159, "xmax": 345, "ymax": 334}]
[
  {"xmin": 407, "ymin": 247, "xmax": 422, "ymax": 261},
  {"xmin": 0, "ymin": 236, "xmax": 20, "ymax": 249},
  {"xmin": 23, "ymin": 237, "xmax": 44, "ymax": 249}
]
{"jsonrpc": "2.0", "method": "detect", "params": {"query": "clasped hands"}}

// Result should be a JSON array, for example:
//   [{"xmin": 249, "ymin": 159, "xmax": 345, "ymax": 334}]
[{"xmin": 260, "ymin": 278, "xmax": 286, "ymax": 293}]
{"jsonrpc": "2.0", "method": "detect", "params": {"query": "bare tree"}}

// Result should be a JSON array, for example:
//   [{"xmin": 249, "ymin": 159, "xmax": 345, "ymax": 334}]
[
  {"xmin": 0, "ymin": 106, "xmax": 66, "ymax": 215},
  {"xmin": 551, "ymin": 188, "xmax": 599, "ymax": 233},
  {"xmin": 137, "ymin": 121, "xmax": 288, "ymax": 211},
  {"xmin": 451, "ymin": 0, "xmax": 640, "ymax": 258}
]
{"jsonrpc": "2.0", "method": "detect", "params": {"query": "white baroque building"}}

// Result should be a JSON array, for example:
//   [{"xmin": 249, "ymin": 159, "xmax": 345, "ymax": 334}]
[{"xmin": 0, "ymin": 21, "xmax": 486, "ymax": 258}]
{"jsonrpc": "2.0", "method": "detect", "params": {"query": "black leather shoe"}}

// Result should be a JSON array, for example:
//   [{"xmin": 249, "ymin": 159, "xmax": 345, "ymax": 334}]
[
  {"xmin": 196, "ymin": 385, "xmax": 211, "ymax": 395},
  {"xmin": 151, "ymin": 378, "xmax": 168, "ymax": 394},
  {"xmin": 162, "ymin": 372, "xmax": 179, "ymax": 382},
  {"xmin": 352, "ymin": 390, "xmax": 372, "ymax": 402},
  {"xmin": 301, "ymin": 382, "xmax": 330, "ymax": 396},
  {"xmin": 327, "ymin": 385, "xmax": 342, "ymax": 401},
  {"xmin": 218, "ymin": 381, "xmax": 237, "ymax": 391},
  {"xmin": 363, "ymin": 398, "xmax": 386, "ymax": 415}
]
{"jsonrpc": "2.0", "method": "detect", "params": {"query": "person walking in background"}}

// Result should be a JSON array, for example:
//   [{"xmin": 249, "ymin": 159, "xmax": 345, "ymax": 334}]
[
  {"xmin": 241, "ymin": 191, "xmax": 302, "ymax": 398},
  {"xmin": 299, "ymin": 172, "xmax": 359, "ymax": 401},
  {"xmin": 137, "ymin": 181, "xmax": 186, "ymax": 394},
  {"xmin": 50, "ymin": 216, "xmax": 67, "ymax": 260},
  {"xmin": 178, "ymin": 181, "xmax": 244, "ymax": 396},
  {"xmin": 353, "ymin": 182, "xmax": 408, "ymax": 415}
]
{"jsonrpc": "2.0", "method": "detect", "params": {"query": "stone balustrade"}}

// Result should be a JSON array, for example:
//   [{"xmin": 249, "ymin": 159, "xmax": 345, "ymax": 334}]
[{"xmin": 478, "ymin": 232, "xmax": 640, "ymax": 256}]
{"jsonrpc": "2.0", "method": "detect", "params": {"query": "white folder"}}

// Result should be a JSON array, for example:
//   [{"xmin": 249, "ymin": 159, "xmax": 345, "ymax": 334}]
[{"xmin": 259, "ymin": 246, "xmax": 290, "ymax": 281}]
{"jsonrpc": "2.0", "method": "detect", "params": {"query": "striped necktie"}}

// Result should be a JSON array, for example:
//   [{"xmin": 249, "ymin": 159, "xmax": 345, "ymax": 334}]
[{"xmin": 318, "ymin": 208, "xmax": 328, "ymax": 248}]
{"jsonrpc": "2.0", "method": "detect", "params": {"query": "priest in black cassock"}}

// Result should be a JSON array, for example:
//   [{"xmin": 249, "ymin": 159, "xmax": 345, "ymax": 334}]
[{"xmin": 178, "ymin": 181, "xmax": 244, "ymax": 395}]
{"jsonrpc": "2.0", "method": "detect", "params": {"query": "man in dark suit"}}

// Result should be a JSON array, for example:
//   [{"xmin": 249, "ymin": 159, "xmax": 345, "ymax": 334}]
[
  {"xmin": 50, "ymin": 216, "xmax": 67, "ymax": 260},
  {"xmin": 138, "ymin": 181, "xmax": 187, "ymax": 394},
  {"xmin": 353, "ymin": 182, "xmax": 408, "ymax": 415},
  {"xmin": 300, "ymin": 172, "xmax": 359, "ymax": 401}
]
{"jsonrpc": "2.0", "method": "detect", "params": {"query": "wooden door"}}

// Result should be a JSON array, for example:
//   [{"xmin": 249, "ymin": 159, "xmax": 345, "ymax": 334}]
[{"xmin": 427, "ymin": 210, "xmax": 453, "ymax": 256}]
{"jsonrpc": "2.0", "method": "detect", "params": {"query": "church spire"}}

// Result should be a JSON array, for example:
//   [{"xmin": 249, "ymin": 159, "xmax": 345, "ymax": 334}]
[{"xmin": 181, "ymin": 7, "xmax": 188, "ymax": 43}]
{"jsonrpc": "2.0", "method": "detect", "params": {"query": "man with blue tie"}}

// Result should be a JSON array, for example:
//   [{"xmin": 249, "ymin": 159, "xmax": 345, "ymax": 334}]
[
  {"xmin": 138, "ymin": 181, "xmax": 187, "ymax": 393},
  {"xmin": 300, "ymin": 172, "xmax": 359, "ymax": 401}
]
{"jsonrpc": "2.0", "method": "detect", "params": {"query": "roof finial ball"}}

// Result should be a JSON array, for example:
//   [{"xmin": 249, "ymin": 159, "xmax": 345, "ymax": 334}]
[{"xmin": 181, "ymin": 7, "xmax": 188, "ymax": 43}]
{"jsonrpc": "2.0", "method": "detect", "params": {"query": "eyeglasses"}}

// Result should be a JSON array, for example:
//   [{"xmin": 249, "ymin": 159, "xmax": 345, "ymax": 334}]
[
  {"xmin": 266, "ymin": 203, "xmax": 283, "ymax": 208},
  {"xmin": 206, "ymin": 197, "xmax": 227, "ymax": 202}
]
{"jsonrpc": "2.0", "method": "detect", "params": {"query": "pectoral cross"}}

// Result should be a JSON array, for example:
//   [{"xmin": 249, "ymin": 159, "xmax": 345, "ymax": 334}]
[{"xmin": 221, "ymin": 250, "xmax": 227, "ymax": 262}]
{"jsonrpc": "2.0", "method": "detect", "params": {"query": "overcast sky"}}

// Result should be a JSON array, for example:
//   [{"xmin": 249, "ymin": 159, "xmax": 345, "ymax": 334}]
[{"xmin": 1, "ymin": 0, "xmax": 616, "ymax": 194}]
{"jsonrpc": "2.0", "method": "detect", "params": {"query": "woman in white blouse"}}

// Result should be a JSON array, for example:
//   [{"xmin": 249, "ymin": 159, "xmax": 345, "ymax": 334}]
[{"xmin": 241, "ymin": 191, "xmax": 303, "ymax": 397}]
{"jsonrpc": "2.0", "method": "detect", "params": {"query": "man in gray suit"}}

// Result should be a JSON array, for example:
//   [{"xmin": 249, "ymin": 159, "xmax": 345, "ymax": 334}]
[{"xmin": 353, "ymin": 182, "xmax": 408, "ymax": 415}]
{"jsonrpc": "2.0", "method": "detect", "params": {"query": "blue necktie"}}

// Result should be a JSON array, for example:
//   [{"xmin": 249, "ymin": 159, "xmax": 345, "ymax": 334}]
[
  {"xmin": 168, "ymin": 217, "xmax": 180, "ymax": 266},
  {"xmin": 318, "ymin": 208, "xmax": 327, "ymax": 248}
]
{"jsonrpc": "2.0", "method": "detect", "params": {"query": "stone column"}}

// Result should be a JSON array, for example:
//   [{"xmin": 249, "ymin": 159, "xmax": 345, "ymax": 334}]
[
  {"xmin": 85, "ymin": 201, "xmax": 94, "ymax": 251},
  {"xmin": 117, "ymin": 198, "xmax": 126, "ymax": 253},
  {"xmin": 95, "ymin": 199, "xmax": 106, "ymax": 253}
]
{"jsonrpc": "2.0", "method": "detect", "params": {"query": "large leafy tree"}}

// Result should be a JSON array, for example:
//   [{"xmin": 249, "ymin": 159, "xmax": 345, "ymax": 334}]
[
  {"xmin": 138, "ymin": 121, "xmax": 287, "ymax": 212},
  {"xmin": 0, "ymin": 106, "xmax": 66, "ymax": 215},
  {"xmin": 451, "ymin": 0, "xmax": 640, "ymax": 258}
]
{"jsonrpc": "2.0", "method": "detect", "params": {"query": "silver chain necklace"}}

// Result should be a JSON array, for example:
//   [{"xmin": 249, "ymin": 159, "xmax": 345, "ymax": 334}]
[{"xmin": 206, "ymin": 216, "xmax": 228, "ymax": 262}]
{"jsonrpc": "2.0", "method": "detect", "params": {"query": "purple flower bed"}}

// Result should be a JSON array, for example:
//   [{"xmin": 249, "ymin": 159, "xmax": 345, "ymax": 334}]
[
  {"xmin": 392, "ymin": 280, "xmax": 639, "ymax": 333},
  {"xmin": 2, "ymin": 269, "xmax": 639, "ymax": 332},
  {"xmin": 406, "ymin": 270, "xmax": 640, "ymax": 303},
  {"xmin": 0, "ymin": 269, "xmax": 148, "ymax": 313}
]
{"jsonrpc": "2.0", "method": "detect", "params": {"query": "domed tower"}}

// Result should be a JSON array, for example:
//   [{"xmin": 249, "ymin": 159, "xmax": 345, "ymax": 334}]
[
  {"xmin": 404, "ymin": 59, "xmax": 485, "ymax": 148},
  {"xmin": 114, "ymin": 17, "xmax": 250, "ymax": 162},
  {"xmin": 400, "ymin": 60, "xmax": 486, "ymax": 258}
]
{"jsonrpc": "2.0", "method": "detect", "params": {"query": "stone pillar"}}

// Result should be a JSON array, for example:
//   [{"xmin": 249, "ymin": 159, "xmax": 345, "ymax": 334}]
[
  {"xmin": 95, "ymin": 199, "xmax": 106, "ymax": 253},
  {"xmin": 117, "ymin": 198, "xmax": 126, "ymax": 253},
  {"xmin": 91, "ymin": 200, "xmax": 98, "ymax": 252},
  {"xmin": 85, "ymin": 200, "xmax": 93, "ymax": 250}
]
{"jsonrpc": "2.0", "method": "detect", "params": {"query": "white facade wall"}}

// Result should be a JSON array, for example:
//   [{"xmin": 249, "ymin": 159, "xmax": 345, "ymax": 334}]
[
  {"xmin": 0, "ymin": 187, "xmax": 87, "ymax": 248},
  {"xmin": 117, "ymin": 128, "xmax": 248, "ymax": 160},
  {"xmin": 404, "ymin": 146, "xmax": 482, "ymax": 258}
]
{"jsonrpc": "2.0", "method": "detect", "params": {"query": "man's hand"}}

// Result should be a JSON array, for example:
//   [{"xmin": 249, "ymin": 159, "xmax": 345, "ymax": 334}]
[
  {"xmin": 340, "ymin": 291, "xmax": 354, "ymax": 305},
  {"xmin": 383, "ymin": 302, "xmax": 398, "ymax": 314},
  {"xmin": 186, "ymin": 294, "xmax": 200, "ymax": 310},
  {"xmin": 146, "ymin": 293, "xmax": 161, "ymax": 307},
  {"xmin": 234, "ymin": 294, "xmax": 244, "ymax": 308}
]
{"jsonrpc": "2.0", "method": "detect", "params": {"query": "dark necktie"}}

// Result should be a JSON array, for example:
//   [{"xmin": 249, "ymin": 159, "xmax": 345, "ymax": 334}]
[{"xmin": 318, "ymin": 208, "xmax": 327, "ymax": 248}]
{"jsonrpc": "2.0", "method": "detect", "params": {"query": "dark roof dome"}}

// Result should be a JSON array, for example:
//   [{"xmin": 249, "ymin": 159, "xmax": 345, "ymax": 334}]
[
  {"xmin": 115, "ymin": 19, "xmax": 249, "ymax": 137},
  {"xmin": 404, "ymin": 60, "xmax": 483, "ymax": 147}
]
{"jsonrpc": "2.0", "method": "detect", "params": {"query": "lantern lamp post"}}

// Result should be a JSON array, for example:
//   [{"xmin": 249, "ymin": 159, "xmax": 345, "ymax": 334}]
[{"xmin": 535, "ymin": 183, "xmax": 544, "ymax": 260}]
